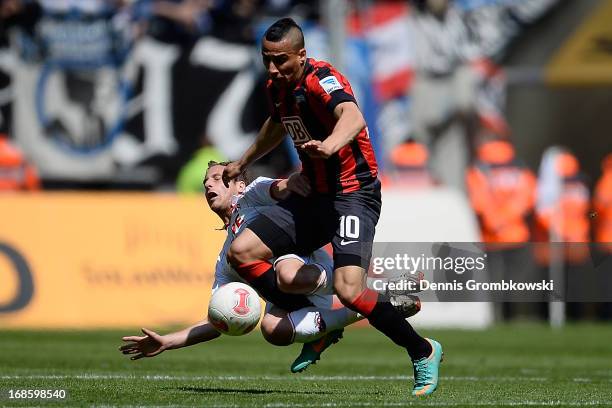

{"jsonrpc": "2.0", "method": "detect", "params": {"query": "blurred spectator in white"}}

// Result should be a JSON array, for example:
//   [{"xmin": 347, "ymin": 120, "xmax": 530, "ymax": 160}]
[
  {"xmin": 534, "ymin": 148, "xmax": 589, "ymax": 252},
  {"xmin": 407, "ymin": 0, "xmax": 481, "ymax": 190},
  {"xmin": 593, "ymin": 153, "xmax": 612, "ymax": 254},
  {"xmin": 534, "ymin": 148, "xmax": 590, "ymax": 255},
  {"xmin": 0, "ymin": 133, "xmax": 40, "ymax": 191},
  {"xmin": 534, "ymin": 147, "xmax": 591, "ymax": 319},
  {"xmin": 382, "ymin": 137, "xmax": 435, "ymax": 189}
]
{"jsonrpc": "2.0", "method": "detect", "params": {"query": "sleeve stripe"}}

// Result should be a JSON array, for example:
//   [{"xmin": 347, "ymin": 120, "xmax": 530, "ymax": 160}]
[{"xmin": 327, "ymin": 91, "xmax": 356, "ymax": 112}]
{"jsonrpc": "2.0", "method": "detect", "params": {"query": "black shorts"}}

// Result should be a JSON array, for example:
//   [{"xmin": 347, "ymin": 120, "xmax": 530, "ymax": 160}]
[{"xmin": 248, "ymin": 181, "xmax": 382, "ymax": 269}]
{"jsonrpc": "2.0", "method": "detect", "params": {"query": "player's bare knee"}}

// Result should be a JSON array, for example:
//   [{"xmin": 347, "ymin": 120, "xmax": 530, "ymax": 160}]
[
  {"xmin": 260, "ymin": 313, "xmax": 293, "ymax": 346},
  {"xmin": 276, "ymin": 270, "xmax": 295, "ymax": 293},
  {"xmin": 275, "ymin": 261, "xmax": 298, "ymax": 293},
  {"xmin": 275, "ymin": 258, "xmax": 307, "ymax": 294}
]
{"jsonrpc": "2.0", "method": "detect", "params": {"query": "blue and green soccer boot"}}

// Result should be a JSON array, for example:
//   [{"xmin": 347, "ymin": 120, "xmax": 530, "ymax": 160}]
[
  {"xmin": 412, "ymin": 338, "xmax": 444, "ymax": 396},
  {"xmin": 290, "ymin": 329, "xmax": 344, "ymax": 373}
]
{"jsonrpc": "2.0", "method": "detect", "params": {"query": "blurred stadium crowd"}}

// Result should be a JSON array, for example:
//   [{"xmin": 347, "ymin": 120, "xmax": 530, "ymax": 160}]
[{"xmin": 0, "ymin": 0, "xmax": 610, "ymax": 320}]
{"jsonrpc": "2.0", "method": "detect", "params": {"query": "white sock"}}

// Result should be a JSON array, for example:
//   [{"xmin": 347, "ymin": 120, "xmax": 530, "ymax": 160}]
[{"xmin": 288, "ymin": 307, "xmax": 363, "ymax": 343}]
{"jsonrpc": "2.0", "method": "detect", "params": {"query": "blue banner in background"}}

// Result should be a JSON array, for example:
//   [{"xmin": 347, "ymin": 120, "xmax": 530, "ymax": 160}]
[{"xmin": 1, "ymin": 1, "xmax": 560, "ymax": 186}]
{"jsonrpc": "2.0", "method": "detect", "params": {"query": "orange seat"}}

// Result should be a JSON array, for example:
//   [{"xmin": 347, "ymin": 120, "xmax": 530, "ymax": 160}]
[{"xmin": 0, "ymin": 135, "xmax": 40, "ymax": 191}]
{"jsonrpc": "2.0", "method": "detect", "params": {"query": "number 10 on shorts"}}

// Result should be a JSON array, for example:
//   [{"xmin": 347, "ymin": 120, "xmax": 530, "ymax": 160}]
[{"xmin": 339, "ymin": 215, "xmax": 360, "ymax": 239}]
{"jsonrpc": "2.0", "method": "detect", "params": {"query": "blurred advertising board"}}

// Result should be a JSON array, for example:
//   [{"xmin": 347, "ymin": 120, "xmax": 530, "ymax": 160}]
[
  {"xmin": 0, "ymin": 193, "xmax": 223, "ymax": 328},
  {"xmin": 1, "ymin": 190, "xmax": 496, "ymax": 329}
]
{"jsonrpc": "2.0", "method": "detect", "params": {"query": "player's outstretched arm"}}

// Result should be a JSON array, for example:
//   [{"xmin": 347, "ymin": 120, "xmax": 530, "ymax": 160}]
[
  {"xmin": 223, "ymin": 118, "xmax": 286, "ymax": 185},
  {"xmin": 300, "ymin": 102, "xmax": 365, "ymax": 159},
  {"xmin": 119, "ymin": 320, "xmax": 221, "ymax": 360}
]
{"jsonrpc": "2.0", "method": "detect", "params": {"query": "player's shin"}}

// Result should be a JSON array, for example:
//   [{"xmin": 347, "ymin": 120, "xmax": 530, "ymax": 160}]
[
  {"xmin": 349, "ymin": 288, "xmax": 432, "ymax": 360},
  {"xmin": 288, "ymin": 306, "xmax": 362, "ymax": 343}
]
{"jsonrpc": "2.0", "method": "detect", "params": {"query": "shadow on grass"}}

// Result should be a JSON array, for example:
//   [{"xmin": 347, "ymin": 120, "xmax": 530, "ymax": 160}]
[{"xmin": 174, "ymin": 386, "xmax": 331, "ymax": 395}]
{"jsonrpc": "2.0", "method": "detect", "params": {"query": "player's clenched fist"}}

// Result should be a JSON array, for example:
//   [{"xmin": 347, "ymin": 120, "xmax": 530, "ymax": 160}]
[{"xmin": 222, "ymin": 161, "xmax": 243, "ymax": 187}]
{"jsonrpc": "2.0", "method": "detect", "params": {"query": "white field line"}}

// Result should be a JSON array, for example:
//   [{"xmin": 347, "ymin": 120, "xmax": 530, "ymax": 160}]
[
  {"xmin": 260, "ymin": 403, "xmax": 611, "ymax": 407},
  {"xmin": 1, "ymin": 374, "xmax": 610, "ymax": 383},
  {"xmin": 262, "ymin": 403, "xmax": 612, "ymax": 407},
  {"xmin": 0, "ymin": 374, "xmax": 543, "ymax": 382},
  {"xmin": 88, "ymin": 402, "xmax": 612, "ymax": 408}
]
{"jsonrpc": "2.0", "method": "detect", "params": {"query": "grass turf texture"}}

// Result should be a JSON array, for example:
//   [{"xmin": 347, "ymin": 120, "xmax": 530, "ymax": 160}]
[{"xmin": 0, "ymin": 324, "xmax": 611, "ymax": 407}]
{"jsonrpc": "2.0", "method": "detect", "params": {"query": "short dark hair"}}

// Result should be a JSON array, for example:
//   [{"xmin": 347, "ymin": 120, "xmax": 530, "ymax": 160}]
[
  {"xmin": 206, "ymin": 161, "xmax": 251, "ymax": 185},
  {"xmin": 264, "ymin": 17, "xmax": 304, "ymax": 49}
]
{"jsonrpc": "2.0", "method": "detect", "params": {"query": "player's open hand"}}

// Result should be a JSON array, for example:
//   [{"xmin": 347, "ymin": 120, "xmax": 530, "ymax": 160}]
[
  {"xmin": 222, "ymin": 161, "xmax": 243, "ymax": 187},
  {"xmin": 119, "ymin": 328, "xmax": 169, "ymax": 360},
  {"xmin": 300, "ymin": 140, "xmax": 333, "ymax": 159},
  {"xmin": 287, "ymin": 173, "xmax": 311, "ymax": 196}
]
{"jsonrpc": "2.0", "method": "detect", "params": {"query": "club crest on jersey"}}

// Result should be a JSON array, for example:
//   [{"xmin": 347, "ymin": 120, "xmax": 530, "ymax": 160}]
[
  {"xmin": 281, "ymin": 116, "xmax": 312, "ymax": 146},
  {"xmin": 231, "ymin": 214, "xmax": 246, "ymax": 234},
  {"xmin": 319, "ymin": 76, "xmax": 343, "ymax": 94}
]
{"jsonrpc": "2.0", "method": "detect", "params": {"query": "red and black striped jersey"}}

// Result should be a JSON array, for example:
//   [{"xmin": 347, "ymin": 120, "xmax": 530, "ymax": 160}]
[{"xmin": 266, "ymin": 58, "xmax": 379, "ymax": 195}]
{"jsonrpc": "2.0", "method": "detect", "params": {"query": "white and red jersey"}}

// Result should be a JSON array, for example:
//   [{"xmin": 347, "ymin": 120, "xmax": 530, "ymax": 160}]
[{"xmin": 212, "ymin": 177, "xmax": 333, "ymax": 305}]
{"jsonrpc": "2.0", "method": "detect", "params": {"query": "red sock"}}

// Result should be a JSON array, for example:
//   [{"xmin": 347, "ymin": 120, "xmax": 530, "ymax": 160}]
[
  {"xmin": 349, "ymin": 288, "xmax": 379, "ymax": 316},
  {"xmin": 236, "ymin": 260, "xmax": 272, "ymax": 281}
]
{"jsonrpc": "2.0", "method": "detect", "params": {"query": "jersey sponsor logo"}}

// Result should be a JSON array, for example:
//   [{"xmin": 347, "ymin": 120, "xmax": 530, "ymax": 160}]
[
  {"xmin": 319, "ymin": 76, "xmax": 343, "ymax": 94},
  {"xmin": 340, "ymin": 239, "xmax": 359, "ymax": 246},
  {"xmin": 281, "ymin": 116, "xmax": 312, "ymax": 145}
]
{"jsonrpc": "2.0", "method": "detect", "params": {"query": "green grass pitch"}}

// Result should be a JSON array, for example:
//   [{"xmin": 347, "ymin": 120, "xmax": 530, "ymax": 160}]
[{"xmin": 1, "ymin": 324, "xmax": 611, "ymax": 407}]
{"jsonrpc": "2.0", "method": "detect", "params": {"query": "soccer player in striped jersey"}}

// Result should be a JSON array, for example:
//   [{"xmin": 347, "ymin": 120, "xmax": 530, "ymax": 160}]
[{"xmin": 222, "ymin": 18, "xmax": 442, "ymax": 396}]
